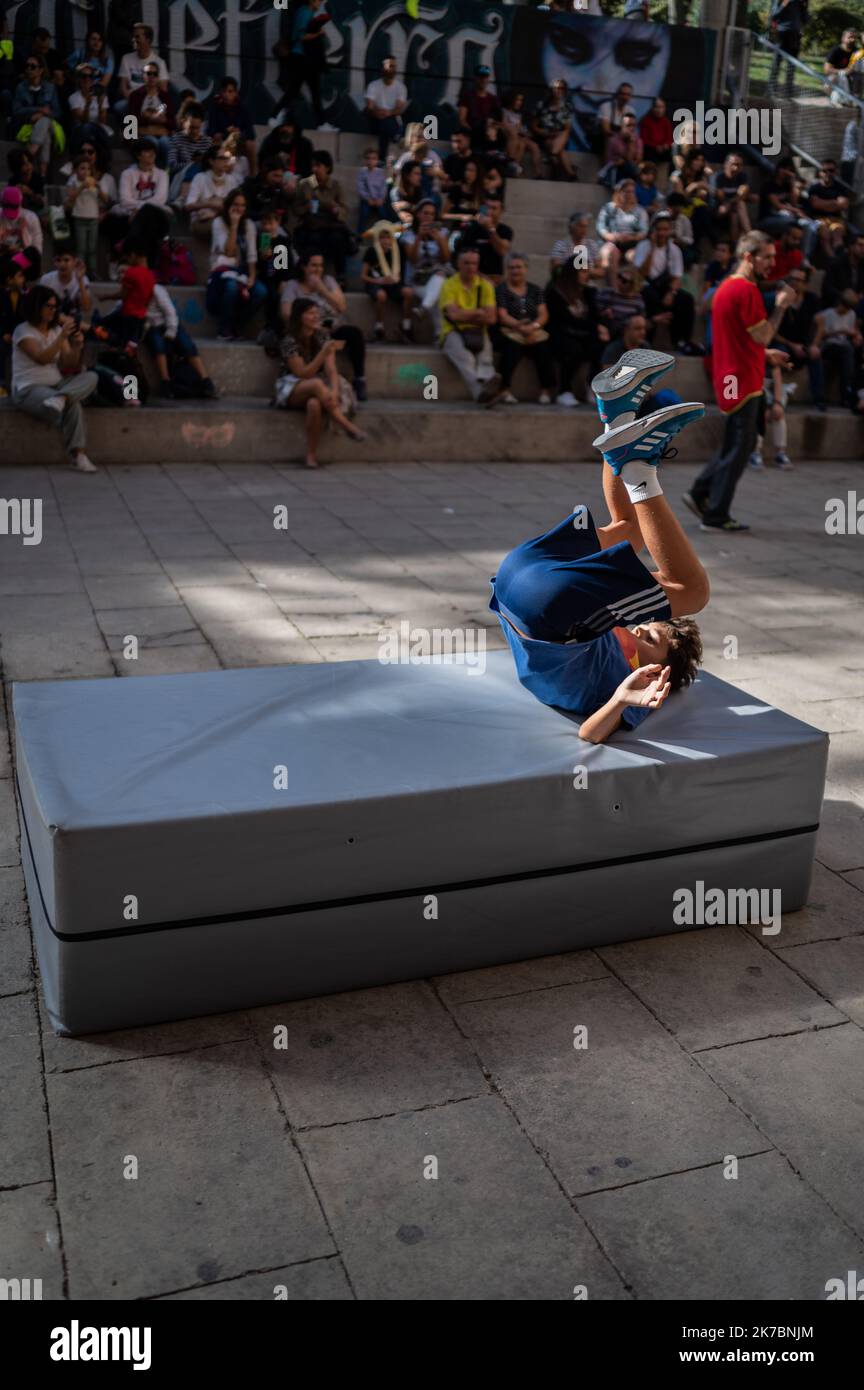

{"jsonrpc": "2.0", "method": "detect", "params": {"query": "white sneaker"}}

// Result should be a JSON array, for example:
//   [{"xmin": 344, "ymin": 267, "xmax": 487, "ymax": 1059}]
[
  {"xmin": 748, "ymin": 452, "xmax": 764, "ymax": 470},
  {"xmin": 316, "ymin": 122, "xmax": 338, "ymax": 132},
  {"xmin": 72, "ymin": 453, "xmax": 98, "ymax": 473},
  {"xmin": 556, "ymin": 391, "xmax": 578, "ymax": 407},
  {"xmin": 538, "ymin": 392, "xmax": 552, "ymax": 405},
  {"xmin": 501, "ymin": 390, "xmax": 518, "ymax": 404},
  {"xmin": 43, "ymin": 394, "xmax": 66, "ymax": 416}
]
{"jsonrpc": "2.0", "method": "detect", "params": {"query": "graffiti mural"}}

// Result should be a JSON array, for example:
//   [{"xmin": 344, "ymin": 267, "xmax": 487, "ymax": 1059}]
[{"xmin": 3, "ymin": 1, "xmax": 714, "ymax": 129}]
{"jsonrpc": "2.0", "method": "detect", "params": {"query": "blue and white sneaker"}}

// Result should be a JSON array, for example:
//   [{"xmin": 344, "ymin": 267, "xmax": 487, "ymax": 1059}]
[
  {"xmin": 591, "ymin": 349, "xmax": 675, "ymax": 432},
  {"xmin": 593, "ymin": 401, "xmax": 705, "ymax": 475}
]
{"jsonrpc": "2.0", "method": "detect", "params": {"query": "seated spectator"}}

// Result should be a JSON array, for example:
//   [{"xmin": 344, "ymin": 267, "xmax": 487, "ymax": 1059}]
[
  {"xmin": 256, "ymin": 209, "xmax": 295, "ymax": 344},
  {"xmin": 207, "ymin": 76, "xmax": 257, "ymax": 178},
  {"xmin": 822, "ymin": 231, "xmax": 864, "ymax": 307},
  {"xmin": 393, "ymin": 125, "xmax": 444, "ymax": 204},
  {"xmin": 767, "ymin": 224, "xmax": 806, "ymax": 288},
  {"xmin": 365, "ymin": 56, "xmax": 408, "ymax": 163},
  {"xmin": 773, "ymin": 265, "xmax": 821, "ymax": 398},
  {"xmin": 670, "ymin": 148, "xmax": 713, "ymax": 243},
  {"xmin": 104, "ymin": 140, "xmax": 170, "ymax": 271},
  {"xmin": 272, "ymin": 0, "xmax": 333, "ymax": 132},
  {"xmin": 544, "ymin": 261, "xmax": 608, "ymax": 405},
  {"xmin": 810, "ymin": 289, "xmax": 862, "ymax": 407},
  {"xmin": 600, "ymin": 309, "xmax": 651, "ymax": 366},
  {"xmin": 596, "ymin": 179, "xmax": 648, "ymax": 288},
  {"xmin": 595, "ymin": 265, "xmax": 647, "ymax": 338},
  {"xmin": 549, "ymin": 211, "xmax": 601, "ymax": 272},
  {"xmin": 11, "ymin": 283, "xmax": 98, "ymax": 472},
  {"xmin": 458, "ymin": 65, "xmax": 502, "ymax": 147},
  {"xmin": 531, "ymin": 80, "xmax": 578, "ymax": 180},
  {"xmin": 168, "ymin": 101, "xmax": 210, "ymax": 174},
  {"xmin": 64, "ymin": 155, "xmax": 110, "ymax": 277},
  {"xmin": 0, "ymin": 186, "xmax": 43, "ymax": 278},
  {"xmin": 143, "ymin": 283, "xmax": 217, "ymax": 398},
  {"xmin": 357, "ymin": 146, "xmax": 389, "ymax": 234},
  {"xmin": 840, "ymin": 116, "xmax": 859, "ymax": 186},
  {"xmin": 663, "ymin": 192, "xmax": 696, "ymax": 266},
  {"xmin": 66, "ymin": 28, "xmax": 114, "ymax": 93},
  {"xmin": 12, "ymin": 55, "xmax": 61, "ymax": 176},
  {"xmin": 39, "ymin": 247, "xmax": 92, "ymax": 316},
  {"xmin": 293, "ymin": 150, "xmax": 352, "ymax": 281},
  {"xmin": 206, "ymin": 188, "xmax": 267, "ymax": 339},
  {"xmin": 710, "ymin": 152, "xmax": 753, "ymax": 243},
  {"xmin": 389, "ymin": 159, "xmax": 426, "ymax": 227},
  {"xmin": 27, "ymin": 26, "xmax": 65, "ymax": 91},
  {"xmin": 6, "ymin": 149, "xmax": 45, "ymax": 215},
  {"xmin": 242, "ymin": 158, "xmax": 295, "ymax": 225},
  {"xmin": 440, "ymin": 128, "xmax": 473, "ymax": 196},
  {"xmin": 0, "ymin": 254, "xmax": 29, "ymax": 393},
  {"xmin": 362, "ymin": 222, "xmax": 414, "ymax": 340},
  {"xmin": 481, "ymin": 164, "xmax": 506, "ymax": 205},
  {"xmin": 258, "ymin": 113, "xmax": 314, "ymax": 180},
  {"xmin": 474, "ymin": 115, "xmax": 510, "ymax": 183},
  {"xmin": 824, "ymin": 28, "xmax": 859, "ymax": 82},
  {"xmin": 401, "ymin": 199, "xmax": 451, "ymax": 300},
  {"xmin": 116, "ymin": 22, "xmax": 168, "ymax": 117},
  {"xmin": 639, "ymin": 96, "xmax": 673, "ymax": 171},
  {"xmin": 806, "ymin": 160, "xmax": 851, "ymax": 260},
  {"xmin": 185, "ymin": 145, "xmax": 241, "ymax": 236},
  {"xmin": 93, "ymin": 241, "xmax": 155, "ymax": 351},
  {"xmin": 598, "ymin": 83, "xmax": 636, "ymax": 154},
  {"xmin": 500, "ymin": 90, "xmax": 541, "ymax": 177},
  {"xmin": 275, "ymin": 299, "xmax": 367, "ymax": 469},
  {"xmin": 441, "ymin": 158, "xmax": 482, "ymax": 226},
  {"xmin": 635, "ymin": 161, "xmax": 661, "ymax": 212},
  {"xmin": 68, "ymin": 64, "xmax": 113, "ymax": 153},
  {"xmin": 438, "ymin": 246, "xmax": 501, "ymax": 404},
  {"xmin": 632, "ymin": 212, "xmax": 702, "ymax": 355},
  {"xmin": 456, "ymin": 195, "xmax": 513, "ymax": 286},
  {"xmin": 492, "ymin": 251, "xmax": 555, "ymax": 404},
  {"xmin": 700, "ymin": 239, "xmax": 734, "ymax": 352},
  {"xmin": 281, "ymin": 252, "xmax": 367, "ymax": 399},
  {"xmin": 128, "ymin": 60, "xmax": 176, "ymax": 167},
  {"xmin": 600, "ymin": 112, "xmax": 643, "ymax": 186}
]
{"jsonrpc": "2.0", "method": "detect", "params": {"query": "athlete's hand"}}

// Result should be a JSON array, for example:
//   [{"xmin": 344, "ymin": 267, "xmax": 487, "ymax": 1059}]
[{"xmin": 616, "ymin": 663, "xmax": 672, "ymax": 709}]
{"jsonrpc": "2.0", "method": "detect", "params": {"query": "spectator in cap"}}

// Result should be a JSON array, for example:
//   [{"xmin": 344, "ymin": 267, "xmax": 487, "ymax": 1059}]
[
  {"xmin": 0, "ymin": 186, "xmax": 43, "ymax": 277},
  {"xmin": 457, "ymin": 64, "xmax": 502, "ymax": 147}
]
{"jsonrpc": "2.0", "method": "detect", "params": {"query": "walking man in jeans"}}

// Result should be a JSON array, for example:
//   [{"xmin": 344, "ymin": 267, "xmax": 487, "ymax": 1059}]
[{"xmin": 684, "ymin": 231, "xmax": 794, "ymax": 532}]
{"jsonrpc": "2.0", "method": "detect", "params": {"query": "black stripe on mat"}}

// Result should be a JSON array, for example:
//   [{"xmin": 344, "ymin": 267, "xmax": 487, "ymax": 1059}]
[{"xmin": 15, "ymin": 777, "xmax": 818, "ymax": 944}]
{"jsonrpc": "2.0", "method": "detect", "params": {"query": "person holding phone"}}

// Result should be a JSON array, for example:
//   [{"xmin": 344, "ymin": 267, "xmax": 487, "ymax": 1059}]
[
  {"xmin": 275, "ymin": 298, "xmax": 367, "ymax": 468},
  {"xmin": 11, "ymin": 284, "xmax": 99, "ymax": 472}
]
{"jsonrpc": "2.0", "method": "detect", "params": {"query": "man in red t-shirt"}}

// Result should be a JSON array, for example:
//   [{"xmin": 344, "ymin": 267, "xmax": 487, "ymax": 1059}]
[
  {"xmin": 685, "ymin": 231, "xmax": 794, "ymax": 531},
  {"xmin": 769, "ymin": 225, "xmax": 805, "ymax": 285}
]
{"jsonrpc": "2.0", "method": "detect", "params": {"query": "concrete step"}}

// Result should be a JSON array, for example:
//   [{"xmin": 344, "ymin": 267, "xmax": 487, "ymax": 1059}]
[{"xmin": 1, "ymin": 398, "xmax": 858, "ymax": 467}]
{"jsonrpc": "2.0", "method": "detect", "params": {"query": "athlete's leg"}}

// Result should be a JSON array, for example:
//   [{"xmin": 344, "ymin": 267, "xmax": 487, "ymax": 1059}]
[
  {"xmin": 597, "ymin": 467, "xmax": 643, "ymax": 552},
  {"xmin": 629, "ymin": 493, "xmax": 709, "ymax": 616}
]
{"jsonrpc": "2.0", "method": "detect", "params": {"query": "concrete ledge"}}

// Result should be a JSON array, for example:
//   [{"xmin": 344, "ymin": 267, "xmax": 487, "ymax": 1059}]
[{"xmin": 1, "ymin": 398, "xmax": 860, "ymax": 466}]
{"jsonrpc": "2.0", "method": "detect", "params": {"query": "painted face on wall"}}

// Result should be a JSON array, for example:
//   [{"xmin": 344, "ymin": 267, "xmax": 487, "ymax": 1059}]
[{"xmin": 541, "ymin": 16, "xmax": 671, "ymax": 148}]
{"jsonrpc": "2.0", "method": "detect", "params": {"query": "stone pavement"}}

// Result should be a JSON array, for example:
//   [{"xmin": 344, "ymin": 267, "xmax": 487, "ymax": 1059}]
[{"xmin": 1, "ymin": 455, "xmax": 862, "ymax": 1301}]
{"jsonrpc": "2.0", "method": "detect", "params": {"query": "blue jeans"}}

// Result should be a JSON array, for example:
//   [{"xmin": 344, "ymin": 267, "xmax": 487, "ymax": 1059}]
[
  {"xmin": 205, "ymin": 274, "xmax": 267, "ymax": 336},
  {"xmin": 147, "ymin": 324, "xmax": 198, "ymax": 358}
]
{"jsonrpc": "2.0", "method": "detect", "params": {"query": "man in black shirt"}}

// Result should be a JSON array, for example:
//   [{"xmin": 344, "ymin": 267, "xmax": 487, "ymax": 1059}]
[
  {"xmin": 825, "ymin": 29, "xmax": 859, "ymax": 80},
  {"xmin": 456, "ymin": 195, "xmax": 513, "ymax": 283},
  {"xmin": 822, "ymin": 233, "xmax": 864, "ymax": 306},
  {"xmin": 440, "ymin": 128, "xmax": 473, "ymax": 195},
  {"xmin": 774, "ymin": 267, "xmax": 824, "ymax": 404},
  {"xmin": 806, "ymin": 160, "xmax": 851, "ymax": 260}
]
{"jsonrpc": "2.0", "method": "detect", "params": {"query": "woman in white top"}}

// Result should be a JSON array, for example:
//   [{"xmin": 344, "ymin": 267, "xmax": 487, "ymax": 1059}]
[
  {"xmin": 184, "ymin": 145, "xmax": 241, "ymax": 235},
  {"xmin": 205, "ymin": 187, "xmax": 267, "ymax": 339},
  {"xmin": 11, "ymin": 284, "xmax": 99, "ymax": 472},
  {"xmin": 68, "ymin": 64, "xmax": 113, "ymax": 144}
]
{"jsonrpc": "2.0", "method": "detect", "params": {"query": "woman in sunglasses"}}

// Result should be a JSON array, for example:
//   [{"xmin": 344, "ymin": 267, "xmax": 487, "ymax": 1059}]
[
  {"xmin": 12, "ymin": 55, "xmax": 61, "ymax": 176},
  {"xmin": 11, "ymin": 285, "xmax": 99, "ymax": 472},
  {"xmin": 66, "ymin": 30, "xmax": 115, "ymax": 92}
]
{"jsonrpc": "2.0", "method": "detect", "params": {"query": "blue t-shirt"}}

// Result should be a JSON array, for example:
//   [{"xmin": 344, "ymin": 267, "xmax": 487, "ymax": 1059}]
[
  {"xmin": 292, "ymin": 6, "xmax": 314, "ymax": 54},
  {"xmin": 490, "ymin": 593, "xmax": 652, "ymax": 731}
]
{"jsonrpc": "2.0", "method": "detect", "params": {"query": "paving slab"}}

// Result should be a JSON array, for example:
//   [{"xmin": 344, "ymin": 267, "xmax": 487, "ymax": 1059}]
[
  {"xmin": 0, "ymin": 1184, "xmax": 64, "ymax": 1301},
  {"xmin": 776, "ymin": 936, "xmax": 864, "ymax": 1027},
  {"xmin": 453, "ymin": 978, "xmax": 760, "ymax": 1195},
  {"xmin": 0, "ymin": 866, "xmax": 33, "ymax": 998},
  {"xmin": 95, "ymin": 606, "xmax": 204, "ymax": 649},
  {"xmin": 0, "ymin": 777, "xmax": 19, "ymax": 869},
  {"xmin": 578, "ymin": 1152, "xmax": 864, "ymax": 1302},
  {"xmin": 841, "ymin": 869, "xmax": 864, "ymax": 893},
  {"xmin": 301, "ymin": 1095, "xmax": 628, "ymax": 1300},
  {"xmin": 39, "ymin": 993, "xmax": 252, "ymax": 1073},
  {"xmin": 82, "ymin": 575, "xmax": 183, "ymax": 608},
  {"xmin": 0, "ymin": 993, "xmax": 52, "ymax": 1189},
  {"xmin": 158, "ymin": 1256, "xmax": 353, "ymax": 1301},
  {"xmin": 49, "ymin": 1041, "xmax": 334, "ymax": 1300},
  {"xmin": 816, "ymin": 799, "xmax": 864, "ymax": 874},
  {"xmin": 742, "ymin": 862, "xmax": 864, "ymax": 947},
  {"xmin": 113, "ymin": 644, "xmax": 223, "ymax": 676},
  {"xmin": 203, "ymin": 621, "xmax": 322, "ymax": 666},
  {"xmin": 0, "ymin": 632, "xmax": 114, "ymax": 683},
  {"xmin": 249, "ymin": 982, "xmax": 484, "ymax": 1129},
  {"xmin": 700, "ymin": 1025, "xmax": 864, "ymax": 1239},
  {"xmin": 433, "ymin": 950, "xmax": 609, "ymax": 1007},
  {"xmin": 597, "ymin": 925, "xmax": 843, "ymax": 1051}
]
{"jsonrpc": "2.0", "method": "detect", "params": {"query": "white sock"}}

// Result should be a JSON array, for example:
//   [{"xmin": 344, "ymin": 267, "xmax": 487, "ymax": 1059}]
[{"xmin": 616, "ymin": 459, "xmax": 663, "ymax": 503}]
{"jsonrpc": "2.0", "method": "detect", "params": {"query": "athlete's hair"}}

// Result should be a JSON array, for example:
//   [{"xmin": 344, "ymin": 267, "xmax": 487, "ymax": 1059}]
[
  {"xmin": 736, "ymin": 230, "xmax": 772, "ymax": 260},
  {"xmin": 662, "ymin": 618, "xmax": 703, "ymax": 692}
]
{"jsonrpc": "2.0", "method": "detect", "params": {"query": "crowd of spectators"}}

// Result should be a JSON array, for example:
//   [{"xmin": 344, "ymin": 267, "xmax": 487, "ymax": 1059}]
[{"xmin": 0, "ymin": 11, "xmax": 862, "ymax": 471}]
